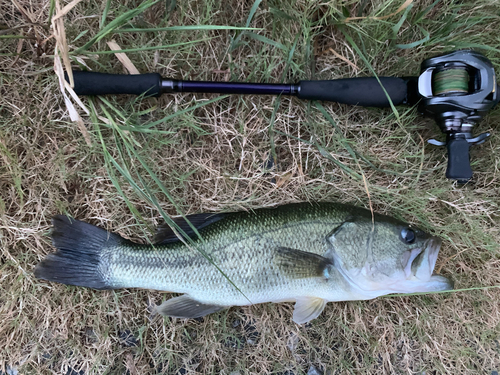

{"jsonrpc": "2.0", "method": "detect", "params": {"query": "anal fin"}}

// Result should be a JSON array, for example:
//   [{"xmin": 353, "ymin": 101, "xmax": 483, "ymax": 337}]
[
  {"xmin": 293, "ymin": 297, "xmax": 327, "ymax": 324},
  {"xmin": 156, "ymin": 295, "xmax": 226, "ymax": 319}
]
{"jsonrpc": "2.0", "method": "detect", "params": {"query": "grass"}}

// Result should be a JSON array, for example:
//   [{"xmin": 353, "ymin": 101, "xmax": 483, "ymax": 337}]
[{"xmin": 1, "ymin": 0, "xmax": 500, "ymax": 373}]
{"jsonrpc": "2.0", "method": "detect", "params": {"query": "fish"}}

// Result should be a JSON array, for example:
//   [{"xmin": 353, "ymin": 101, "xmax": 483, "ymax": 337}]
[{"xmin": 34, "ymin": 202, "xmax": 453, "ymax": 324}]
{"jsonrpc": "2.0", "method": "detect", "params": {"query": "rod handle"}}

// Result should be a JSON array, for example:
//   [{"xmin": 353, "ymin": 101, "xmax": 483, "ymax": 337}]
[
  {"xmin": 297, "ymin": 77, "xmax": 408, "ymax": 107},
  {"xmin": 67, "ymin": 71, "xmax": 162, "ymax": 96}
]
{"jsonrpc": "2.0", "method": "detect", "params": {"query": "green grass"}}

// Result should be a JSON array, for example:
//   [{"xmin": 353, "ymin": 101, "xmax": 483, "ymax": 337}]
[{"xmin": 1, "ymin": 0, "xmax": 500, "ymax": 373}]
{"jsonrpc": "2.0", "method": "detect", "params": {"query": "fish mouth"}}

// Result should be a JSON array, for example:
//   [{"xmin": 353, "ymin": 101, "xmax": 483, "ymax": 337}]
[
  {"xmin": 405, "ymin": 236, "xmax": 442, "ymax": 281},
  {"xmin": 423, "ymin": 236, "xmax": 442, "ymax": 279},
  {"xmin": 403, "ymin": 236, "xmax": 453, "ymax": 292}
]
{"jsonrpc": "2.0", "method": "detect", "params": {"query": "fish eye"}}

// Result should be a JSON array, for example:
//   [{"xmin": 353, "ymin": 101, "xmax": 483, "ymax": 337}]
[{"xmin": 400, "ymin": 228, "xmax": 416, "ymax": 244}]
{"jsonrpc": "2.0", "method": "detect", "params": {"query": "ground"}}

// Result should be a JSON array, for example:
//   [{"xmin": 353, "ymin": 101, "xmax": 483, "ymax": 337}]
[{"xmin": 1, "ymin": 0, "xmax": 500, "ymax": 374}]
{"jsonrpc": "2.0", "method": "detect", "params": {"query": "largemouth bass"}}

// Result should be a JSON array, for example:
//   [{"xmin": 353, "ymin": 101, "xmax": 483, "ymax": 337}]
[{"xmin": 34, "ymin": 202, "xmax": 453, "ymax": 324}]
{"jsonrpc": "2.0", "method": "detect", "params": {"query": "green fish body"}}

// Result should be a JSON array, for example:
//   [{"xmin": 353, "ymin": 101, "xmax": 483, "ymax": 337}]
[{"xmin": 35, "ymin": 202, "xmax": 452, "ymax": 324}]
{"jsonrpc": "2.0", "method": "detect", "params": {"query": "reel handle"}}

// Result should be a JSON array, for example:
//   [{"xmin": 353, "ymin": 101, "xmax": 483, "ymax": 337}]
[{"xmin": 446, "ymin": 137, "xmax": 472, "ymax": 182}]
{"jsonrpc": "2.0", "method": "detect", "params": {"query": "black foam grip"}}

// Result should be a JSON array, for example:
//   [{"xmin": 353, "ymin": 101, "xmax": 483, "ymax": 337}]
[
  {"xmin": 446, "ymin": 138, "xmax": 472, "ymax": 182},
  {"xmin": 67, "ymin": 71, "xmax": 162, "ymax": 96},
  {"xmin": 297, "ymin": 77, "xmax": 408, "ymax": 107}
]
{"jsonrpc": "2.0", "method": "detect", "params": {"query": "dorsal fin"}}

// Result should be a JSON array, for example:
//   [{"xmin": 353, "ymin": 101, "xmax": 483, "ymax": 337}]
[
  {"xmin": 274, "ymin": 247, "xmax": 333, "ymax": 279},
  {"xmin": 154, "ymin": 213, "xmax": 228, "ymax": 244}
]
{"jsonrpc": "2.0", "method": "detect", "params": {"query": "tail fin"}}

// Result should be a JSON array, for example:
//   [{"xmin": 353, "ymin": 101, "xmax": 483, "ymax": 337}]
[{"xmin": 35, "ymin": 215, "xmax": 122, "ymax": 290}]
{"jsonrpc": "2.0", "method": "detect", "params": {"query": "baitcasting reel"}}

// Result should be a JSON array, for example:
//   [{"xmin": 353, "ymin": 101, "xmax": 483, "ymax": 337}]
[
  {"xmin": 67, "ymin": 50, "xmax": 499, "ymax": 182},
  {"xmin": 417, "ymin": 50, "xmax": 499, "ymax": 182}
]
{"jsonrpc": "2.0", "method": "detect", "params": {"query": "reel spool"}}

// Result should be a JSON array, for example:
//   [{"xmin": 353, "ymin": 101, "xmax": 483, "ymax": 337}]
[
  {"xmin": 432, "ymin": 65, "xmax": 469, "ymax": 96},
  {"xmin": 417, "ymin": 50, "xmax": 499, "ymax": 182}
]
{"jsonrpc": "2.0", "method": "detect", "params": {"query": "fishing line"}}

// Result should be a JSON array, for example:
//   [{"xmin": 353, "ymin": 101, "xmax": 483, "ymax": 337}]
[{"xmin": 432, "ymin": 67, "xmax": 469, "ymax": 96}]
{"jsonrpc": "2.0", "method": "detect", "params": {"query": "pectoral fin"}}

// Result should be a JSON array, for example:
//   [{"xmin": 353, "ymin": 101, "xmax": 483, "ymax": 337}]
[
  {"xmin": 275, "ymin": 247, "xmax": 333, "ymax": 279},
  {"xmin": 156, "ymin": 295, "xmax": 226, "ymax": 319},
  {"xmin": 293, "ymin": 297, "xmax": 327, "ymax": 324}
]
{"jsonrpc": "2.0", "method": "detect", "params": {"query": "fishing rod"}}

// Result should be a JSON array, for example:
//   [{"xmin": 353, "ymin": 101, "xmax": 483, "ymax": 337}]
[{"xmin": 68, "ymin": 50, "xmax": 499, "ymax": 183}]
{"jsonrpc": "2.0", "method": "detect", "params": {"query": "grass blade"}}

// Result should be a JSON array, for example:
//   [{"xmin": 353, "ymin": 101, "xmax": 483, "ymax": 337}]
[
  {"xmin": 396, "ymin": 27, "xmax": 430, "ymax": 49},
  {"xmin": 245, "ymin": 32, "xmax": 287, "ymax": 51},
  {"xmin": 77, "ymin": 39, "xmax": 211, "ymax": 55},
  {"xmin": 114, "ymin": 25, "xmax": 260, "ymax": 33},
  {"xmin": 100, "ymin": 0, "xmax": 112, "ymax": 28},
  {"xmin": 141, "ymin": 95, "xmax": 229, "ymax": 130},
  {"xmin": 74, "ymin": 0, "xmax": 160, "ymax": 53},
  {"xmin": 274, "ymin": 129, "xmax": 362, "ymax": 180},
  {"xmin": 230, "ymin": 0, "xmax": 262, "ymax": 51},
  {"xmin": 386, "ymin": 285, "xmax": 500, "ymax": 298},
  {"xmin": 341, "ymin": 29, "xmax": 401, "ymax": 121}
]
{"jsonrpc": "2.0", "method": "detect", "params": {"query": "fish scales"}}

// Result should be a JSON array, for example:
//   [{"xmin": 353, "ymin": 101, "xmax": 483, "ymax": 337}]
[
  {"xmin": 34, "ymin": 202, "xmax": 453, "ymax": 324},
  {"xmin": 106, "ymin": 204, "xmax": 352, "ymax": 305}
]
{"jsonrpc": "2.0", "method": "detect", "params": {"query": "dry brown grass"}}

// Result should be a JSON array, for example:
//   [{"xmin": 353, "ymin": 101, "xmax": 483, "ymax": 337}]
[{"xmin": 1, "ymin": 0, "xmax": 500, "ymax": 374}]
